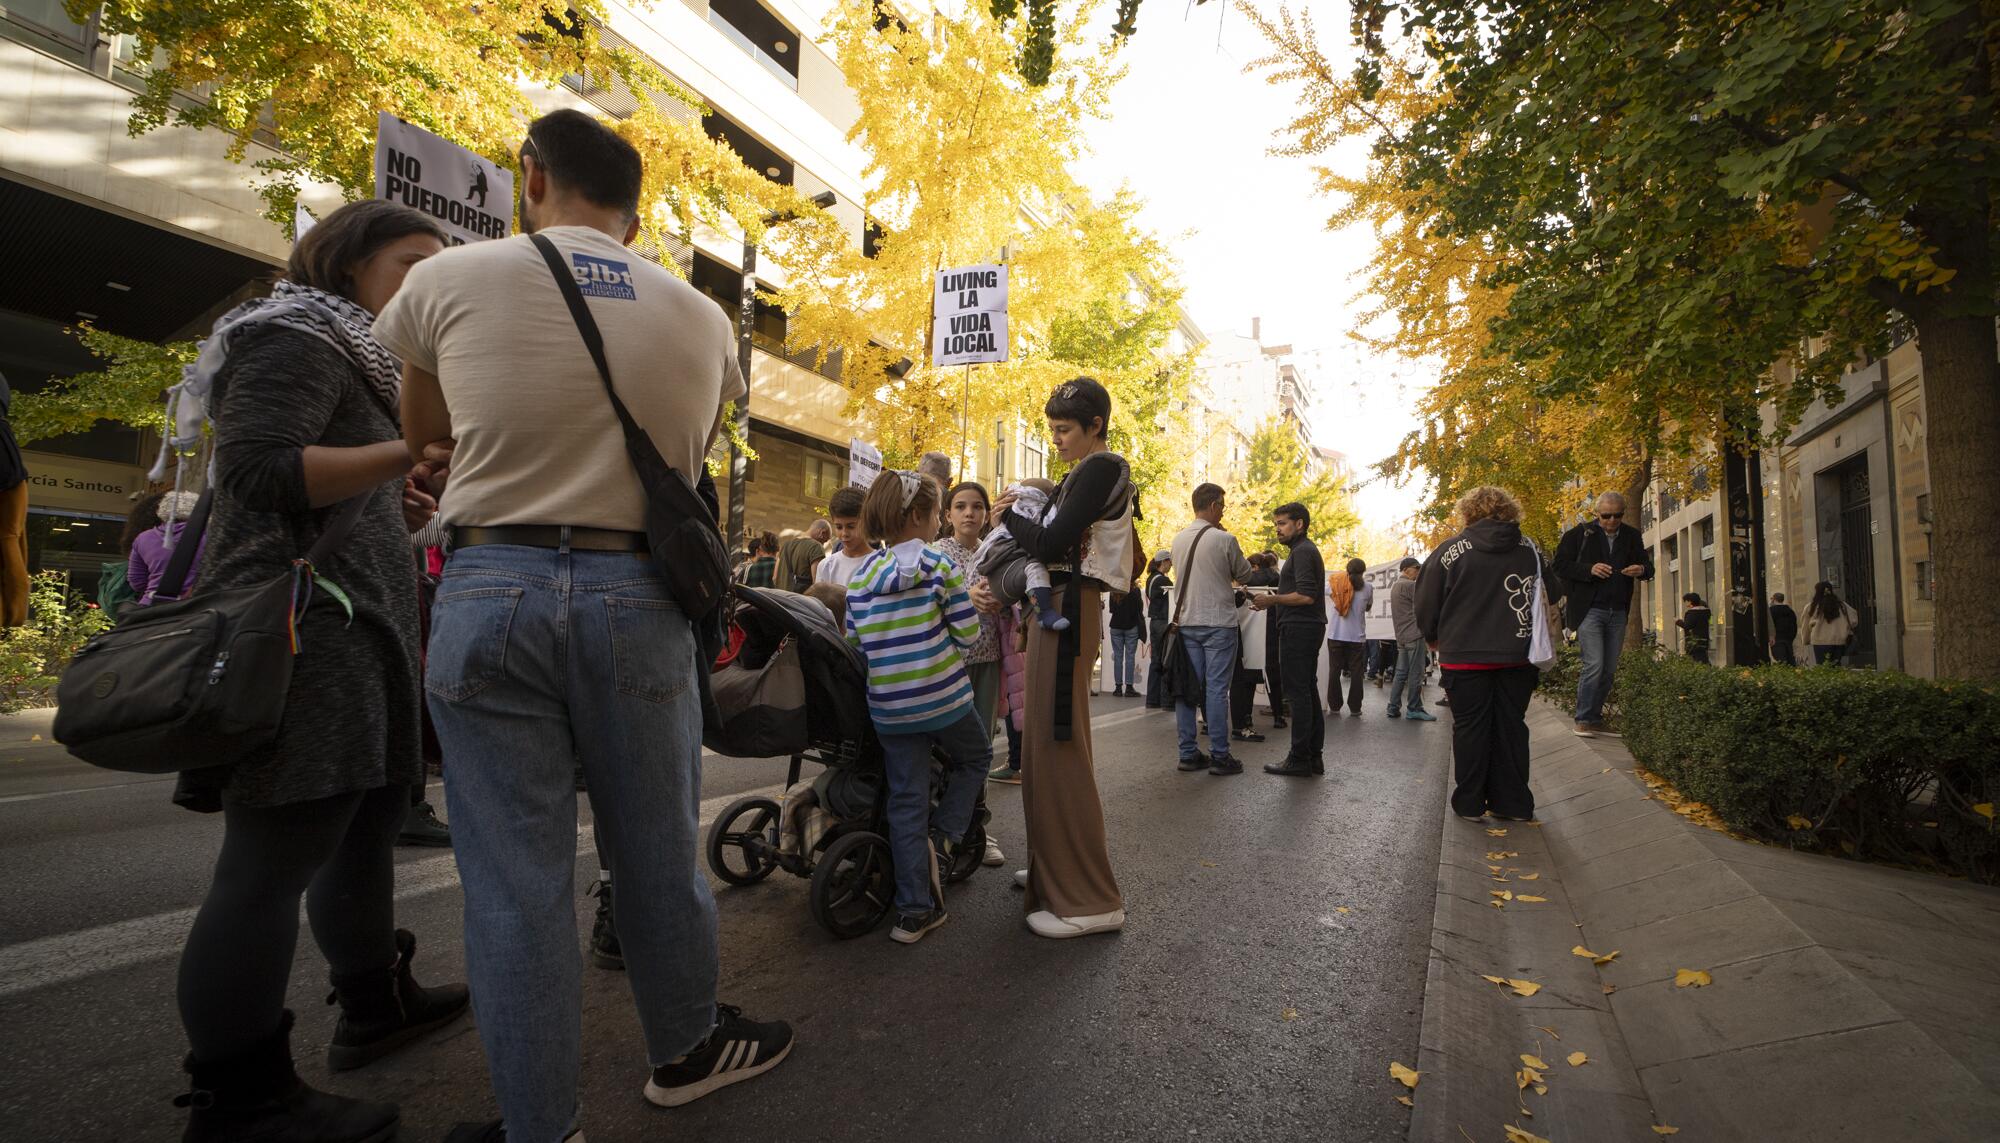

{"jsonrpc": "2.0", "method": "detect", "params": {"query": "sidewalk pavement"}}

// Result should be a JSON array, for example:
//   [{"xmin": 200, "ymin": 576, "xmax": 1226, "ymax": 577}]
[{"xmin": 1411, "ymin": 698, "xmax": 2000, "ymax": 1142}]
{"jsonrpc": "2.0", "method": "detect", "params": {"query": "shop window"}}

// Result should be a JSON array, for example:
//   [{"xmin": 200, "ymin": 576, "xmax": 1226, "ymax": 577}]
[{"xmin": 803, "ymin": 455, "xmax": 843, "ymax": 502}]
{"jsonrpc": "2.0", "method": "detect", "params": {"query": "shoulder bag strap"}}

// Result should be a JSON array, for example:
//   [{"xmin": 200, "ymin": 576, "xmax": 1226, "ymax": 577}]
[
  {"xmin": 154, "ymin": 476, "xmax": 371, "ymax": 600},
  {"xmin": 1169, "ymin": 525, "xmax": 1212, "ymax": 628},
  {"xmin": 531, "ymin": 234, "xmax": 645, "ymax": 440}
]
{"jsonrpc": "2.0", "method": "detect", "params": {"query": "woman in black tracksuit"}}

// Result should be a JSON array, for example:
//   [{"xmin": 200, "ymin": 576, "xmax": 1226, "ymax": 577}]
[
  {"xmin": 1415, "ymin": 486, "xmax": 1554, "ymax": 824},
  {"xmin": 1142, "ymin": 553, "xmax": 1173, "ymax": 708}
]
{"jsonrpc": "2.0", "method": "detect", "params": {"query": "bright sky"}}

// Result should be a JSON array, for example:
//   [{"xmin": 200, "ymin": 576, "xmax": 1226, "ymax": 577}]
[{"xmin": 1072, "ymin": 0, "xmax": 1429, "ymax": 538}]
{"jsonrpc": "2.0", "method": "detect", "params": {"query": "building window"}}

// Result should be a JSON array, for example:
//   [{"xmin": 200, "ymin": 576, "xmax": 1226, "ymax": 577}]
[
  {"xmin": 707, "ymin": 0, "xmax": 801, "ymax": 90},
  {"xmin": 1022, "ymin": 438, "xmax": 1046, "ymax": 480},
  {"xmin": 1915, "ymin": 561, "xmax": 1934, "ymax": 601},
  {"xmin": 1915, "ymin": 493, "xmax": 1931, "ymax": 525},
  {"xmin": 704, "ymin": 110, "xmax": 793, "ymax": 184},
  {"xmin": 2, "ymin": 0, "xmax": 88, "ymax": 44},
  {"xmin": 803, "ymin": 455, "xmax": 844, "ymax": 503}
]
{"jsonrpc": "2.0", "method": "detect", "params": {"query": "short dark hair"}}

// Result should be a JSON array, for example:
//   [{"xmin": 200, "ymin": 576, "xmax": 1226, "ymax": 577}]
[
  {"xmin": 1772, "ymin": 592, "xmax": 1786, "ymax": 603},
  {"xmin": 1045, "ymin": 377, "xmax": 1112, "ymax": 440},
  {"xmin": 1192, "ymin": 483, "xmax": 1225, "ymax": 512},
  {"xmin": 1274, "ymin": 501, "xmax": 1309, "ymax": 527},
  {"xmin": 1683, "ymin": 592, "xmax": 1705, "ymax": 605},
  {"xmin": 755, "ymin": 530, "xmax": 778, "ymax": 556},
  {"xmin": 287, "ymin": 199, "xmax": 447, "ymax": 302},
  {"xmin": 522, "ymin": 109, "xmax": 643, "ymax": 220},
  {"xmin": 1400, "ymin": 557, "xmax": 1420, "ymax": 571},
  {"xmin": 828, "ymin": 485, "xmax": 866, "ymax": 520}
]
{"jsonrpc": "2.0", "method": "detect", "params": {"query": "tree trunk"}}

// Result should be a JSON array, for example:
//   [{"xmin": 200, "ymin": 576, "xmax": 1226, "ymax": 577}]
[
  {"xmin": 1914, "ymin": 310, "xmax": 2000, "ymax": 680},
  {"xmin": 1624, "ymin": 451, "xmax": 1653, "ymax": 648}
]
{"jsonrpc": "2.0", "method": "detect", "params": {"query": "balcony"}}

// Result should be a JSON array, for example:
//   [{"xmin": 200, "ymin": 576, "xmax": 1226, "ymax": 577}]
[{"xmin": 706, "ymin": 0, "xmax": 799, "ymax": 91}]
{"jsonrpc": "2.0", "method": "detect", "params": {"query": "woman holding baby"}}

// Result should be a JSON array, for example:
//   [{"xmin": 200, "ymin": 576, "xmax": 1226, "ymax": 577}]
[{"xmin": 970, "ymin": 377, "xmax": 1132, "ymax": 940}]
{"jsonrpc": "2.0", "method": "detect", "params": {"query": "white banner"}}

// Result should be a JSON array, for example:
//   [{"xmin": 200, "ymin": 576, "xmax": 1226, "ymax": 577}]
[
  {"xmin": 373, "ymin": 113, "xmax": 513, "ymax": 247},
  {"xmin": 932, "ymin": 310, "xmax": 1009, "ymax": 367},
  {"xmin": 934, "ymin": 263, "xmax": 1008, "ymax": 318},
  {"xmin": 847, "ymin": 438, "xmax": 882, "ymax": 490}
]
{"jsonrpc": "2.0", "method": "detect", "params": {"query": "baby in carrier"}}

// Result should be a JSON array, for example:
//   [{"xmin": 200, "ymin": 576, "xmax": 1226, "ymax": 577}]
[{"xmin": 973, "ymin": 477, "xmax": 1067, "ymax": 631}]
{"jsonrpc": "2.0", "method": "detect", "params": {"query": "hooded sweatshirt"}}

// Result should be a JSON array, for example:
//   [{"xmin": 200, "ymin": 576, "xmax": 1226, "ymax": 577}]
[
  {"xmin": 1414, "ymin": 517, "xmax": 1548, "ymax": 666},
  {"xmin": 845, "ymin": 538, "xmax": 981, "ymax": 733}
]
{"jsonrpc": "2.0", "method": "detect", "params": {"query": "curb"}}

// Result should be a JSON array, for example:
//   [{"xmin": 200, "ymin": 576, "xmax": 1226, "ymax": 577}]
[{"xmin": 1411, "ymin": 698, "xmax": 2000, "ymax": 1142}]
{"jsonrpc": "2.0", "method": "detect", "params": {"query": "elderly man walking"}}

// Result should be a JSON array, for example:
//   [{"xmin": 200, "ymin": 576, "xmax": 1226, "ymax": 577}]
[{"xmin": 1552, "ymin": 491, "xmax": 1654, "ymax": 737}]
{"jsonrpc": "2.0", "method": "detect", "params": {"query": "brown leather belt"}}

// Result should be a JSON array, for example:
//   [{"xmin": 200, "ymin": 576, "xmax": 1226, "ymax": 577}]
[{"xmin": 451, "ymin": 525, "xmax": 649, "ymax": 553}]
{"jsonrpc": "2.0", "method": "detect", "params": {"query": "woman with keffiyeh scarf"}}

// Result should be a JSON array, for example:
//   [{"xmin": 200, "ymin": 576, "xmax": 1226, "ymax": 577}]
[{"xmin": 168, "ymin": 201, "xmax": 468, "ymax": 1143}]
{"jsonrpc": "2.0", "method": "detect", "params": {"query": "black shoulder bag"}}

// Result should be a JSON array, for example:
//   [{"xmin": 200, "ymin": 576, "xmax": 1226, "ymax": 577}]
[
  {"xmin": 530, "ymin": 234, "xmax": 731, "ymax": 667},
  {"xmin": 1158, "ymin": 524, "xmax": 1213, "ymax": 708},
  {"xmin": 54, "ymin": 489, "xmax": 370, "ymax": 773}
]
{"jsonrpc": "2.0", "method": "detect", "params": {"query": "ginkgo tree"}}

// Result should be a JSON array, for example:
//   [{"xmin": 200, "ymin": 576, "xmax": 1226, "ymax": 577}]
[
  {"xmin": 1247, "ymin": 1, "xmax": 2000, "ymax": 678},
  {"xmin": 785, "ymin": 0, "xmax": 1194, "ymax": 507}
]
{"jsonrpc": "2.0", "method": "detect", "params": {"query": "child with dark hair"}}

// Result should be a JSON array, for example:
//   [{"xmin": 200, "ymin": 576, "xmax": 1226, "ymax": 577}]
[
  {"xmin": 845, "ymin": 470, "xmax": 991, "ymax": 944},
  {"xmin": 1676, "ymin": 592, "xmax": 1712, "ymax": 664},
  {"xmin": 815, "ymin": 484, "xmax": 873, "ymax": 588}
]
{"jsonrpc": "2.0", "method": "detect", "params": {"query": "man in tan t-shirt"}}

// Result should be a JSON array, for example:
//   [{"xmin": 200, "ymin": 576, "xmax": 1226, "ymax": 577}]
[{"xmin": 374, "ymin": 109, "xmax": 792, "ymax": 1143}]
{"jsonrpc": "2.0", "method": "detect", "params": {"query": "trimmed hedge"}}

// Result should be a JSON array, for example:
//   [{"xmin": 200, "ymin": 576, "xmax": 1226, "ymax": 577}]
[{"xmin": 1539, "ymin": 649, "xmax": 2000, "ymax": 884}]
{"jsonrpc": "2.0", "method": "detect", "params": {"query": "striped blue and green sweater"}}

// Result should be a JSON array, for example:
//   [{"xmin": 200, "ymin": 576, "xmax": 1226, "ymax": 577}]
[{"xmin": 844, "ymin": 539, "xmax": 982, "ymax": 734}]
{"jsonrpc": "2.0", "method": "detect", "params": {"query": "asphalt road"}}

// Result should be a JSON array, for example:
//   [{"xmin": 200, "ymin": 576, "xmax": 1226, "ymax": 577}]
[{"xmin": 0, "ymin": 683, "xmax": 1448, "ymax": 1142}]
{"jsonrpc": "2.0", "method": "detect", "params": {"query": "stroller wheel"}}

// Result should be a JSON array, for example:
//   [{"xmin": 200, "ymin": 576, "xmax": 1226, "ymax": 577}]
[
  {"xmin": 809, "ymin": 830, "xmax": 894, "ymax": 939},
  {"xmin": 706, "ymin": 796, "xmax": 782, "ymax": 885},
  {"xmin": 944, "ymin": 819, "xmax": 986, "ymax": 885}
]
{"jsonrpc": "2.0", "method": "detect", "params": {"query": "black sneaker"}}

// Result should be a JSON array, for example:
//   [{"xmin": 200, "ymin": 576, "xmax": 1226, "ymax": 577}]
[
  {"xmin": 643, "ymin": 1004, "xmax": 795, "ymax": 1108},
  {"xmin": 1177, "ymin": 752, "xmax": 1211, "ymax": 772},
  {"xmin": 396, "ymin": 800, "xmax": 452, "ymax": 847},
  {"xmin": 1208, "ymin": 757, "xmax": 1243, "ymax": 776},
  {"xmin": 890, "ymin": 909, "xmax": 949, "ymax": 944},
  {"xmin": 1231, "ymin": 728, "xmax": 1266, "ymax": 743},
  {"xmin": 589, "ymin": 880, "xmax": 623, "ymax": 971}
]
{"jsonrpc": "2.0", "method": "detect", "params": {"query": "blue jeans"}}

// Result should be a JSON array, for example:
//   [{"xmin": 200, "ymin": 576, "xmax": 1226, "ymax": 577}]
[
  {"xmin": 878, "ymin": 707, "xmax": 992, "ymax": 917},
  {"xmin": 1175, "ymin": 625, "xmax": 1237, "ymax": 761},
  {"xmin": 1109, "ymin": 627, "xmax": 1141, "ymax": 687},
  {"xmin": 427, "ymin": 545, "xmax": 716, "ymax": 1143},
  {"xmin": 1389, "ymin": 639, "xmax": 1428, "ymax": 713},
  {"xmin": 1575, "ymin": 606, "xmax": 1628, "ymax": 725}
]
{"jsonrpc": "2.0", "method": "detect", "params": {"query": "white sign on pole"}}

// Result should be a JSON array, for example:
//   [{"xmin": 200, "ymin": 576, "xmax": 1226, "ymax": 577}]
[
  {"xmin": 847, "ymin": 438, "xmax": 883, "ymax": 490},
  {"xmin": 294, "ymin": 202, "xmax": 317, "ymax": 241},
  {"xmin": 373, "ymin": 113, "xmax": 514, "ymax": 247},
  {"xmin": 931, "ymin": 262, "xmax": 1009, "ymax": 367}
]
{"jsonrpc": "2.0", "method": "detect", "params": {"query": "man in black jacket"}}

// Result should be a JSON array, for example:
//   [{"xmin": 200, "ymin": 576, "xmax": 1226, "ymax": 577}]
[
  {"xmin": 1768, "ymin": 592, "xmax": 1799, "ymax": 666},
  {"xmin": 1551, "ymin": 492, "xmax": 1654, "ymax": 738}
]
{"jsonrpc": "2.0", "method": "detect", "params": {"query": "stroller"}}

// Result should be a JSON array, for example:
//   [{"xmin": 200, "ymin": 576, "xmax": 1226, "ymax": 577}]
[{"xmin": 703, "ymin": 586, "xmax": 988, "ymax": 939}]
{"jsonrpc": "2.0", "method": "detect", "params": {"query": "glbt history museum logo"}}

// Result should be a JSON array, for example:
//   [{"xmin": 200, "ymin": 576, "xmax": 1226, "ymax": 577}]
[{"xmin": 570, "ymin": 254, "xmax": 637, "ymax": 300}]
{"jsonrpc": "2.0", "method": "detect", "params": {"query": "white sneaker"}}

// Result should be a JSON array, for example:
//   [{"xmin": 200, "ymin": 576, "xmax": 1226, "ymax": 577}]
[
  {"xmin": 1012, "ymin": 868, "xmax": 1029, "ymax": 889},
  {"xmin": 983, "ymin": 835, "xmax": 1005, "ymax": 866},
  {"xmin": 1026, "ymin": 909, "xmax": 1125, "ymax": 938}
]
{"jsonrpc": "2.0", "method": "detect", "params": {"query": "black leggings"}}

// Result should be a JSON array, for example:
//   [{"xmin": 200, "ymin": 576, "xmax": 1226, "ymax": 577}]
[{"xmin": 178, "ymin": 783, "xmax": 409, "ymax": 1060}]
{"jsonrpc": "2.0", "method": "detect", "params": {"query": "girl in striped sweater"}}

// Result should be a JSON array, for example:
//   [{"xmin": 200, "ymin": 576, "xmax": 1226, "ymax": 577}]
[{"xmin": 845, "ymin": 470, "xmax": 994, "ymax": 944}]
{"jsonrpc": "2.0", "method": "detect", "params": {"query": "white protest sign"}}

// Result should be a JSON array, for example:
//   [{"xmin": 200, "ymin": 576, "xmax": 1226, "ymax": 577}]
[
  {"xmin": 373, "ymin": 113, "xmax": 514, "ymax": 247},
  {"xmin": 931, "ymin": 263, "xmax": 1009, "ymax": 367},
  {"xmin": 848, "ymin": 438, "xmax": 882, "ymax": 490}
]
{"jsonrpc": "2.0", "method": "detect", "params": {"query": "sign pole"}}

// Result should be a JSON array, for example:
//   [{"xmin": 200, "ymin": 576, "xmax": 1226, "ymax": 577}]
[{"xmin": 960, "ymin": 363, "xmax": 972, "ymax": 475}]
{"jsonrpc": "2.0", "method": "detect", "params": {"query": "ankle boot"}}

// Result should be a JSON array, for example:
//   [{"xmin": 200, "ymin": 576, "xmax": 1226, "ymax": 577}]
[
  {"xmin": 177, "ymin": 1010, "xmax": 399, "ymax": 1143},
  {"xmin": 589, "ymin": 879, "xmax": 624, "ymax": 971},
  {"xmin": 325, "ymin": 929, "xmax": 470, "ymax": 1071}
]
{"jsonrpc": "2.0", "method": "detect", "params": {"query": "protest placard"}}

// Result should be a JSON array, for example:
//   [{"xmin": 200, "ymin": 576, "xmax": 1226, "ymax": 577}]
[{"xmin": 373, "ymin": 113, "xmax": 514, "ymax": 246}]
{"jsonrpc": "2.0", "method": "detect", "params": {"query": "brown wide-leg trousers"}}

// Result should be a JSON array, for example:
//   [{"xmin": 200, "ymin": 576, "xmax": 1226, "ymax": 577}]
[{"xmin": 1020, "ymin": 584, "xmax": 1123, "ymax": 919}]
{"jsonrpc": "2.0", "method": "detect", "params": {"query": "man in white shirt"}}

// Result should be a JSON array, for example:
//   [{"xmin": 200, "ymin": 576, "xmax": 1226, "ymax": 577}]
[
  {"xmin": 1167, "ymin": 483, "xmax": 1252, "ymax": 775},
  {"xmin": 378, "ymin": 109, "xmax": 791, "ymax": 1143}
]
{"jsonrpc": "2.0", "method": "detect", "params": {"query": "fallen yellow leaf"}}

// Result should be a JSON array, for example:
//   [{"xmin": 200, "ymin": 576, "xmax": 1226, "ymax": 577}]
[
  {"xmin": 1520, "ymin": 1054, "xmax": 1548, "ymax": 1069},
  {"xmin": 1975, "ymin": 803, "xmax": 1995, "ymax": 821},
  {"xmin": 1515, "ymin": 894, "xmax": 1548, "ymax": 903},
  {"xmin": 1200, "ymin": 860, "xmax": 1218, "ymax": 868},
  {"xmin": 1600, "ymin": 767, "xmax": 1611, "ymax": 773},
  {"xmin": 1490, "ymin": 900, "xmax": 1506, "ymax": 909},
  {"xmin": 1491, "ymin": 889, "xmax": 1514, "ymax": 900},
  {"xmin": 1503, "ymin": 1125, "xmax": 1551, "ymax": 1143},
  {"xmin": 1675, "ymin": 968, "xmax": 1713, "ymax": 988},
  {"xmin": 1395, "ymin": 1094, "xmax": 1413, "ymax": 1107},
  {"xmin": 1568, "ymin": 1051, "xmax": 1589, "ymax": 1067},
  {"xmin": 1786, "ymin": 813, "xmax": 1812, "ymax": 830},
  {"xmin": 1493, "ymin": 876, "xmax": 1511, "ymax": 883},
  {"xmin": 1653, "ymin": 1128, "xmax": 1680, "ymax": 1136},
  {"xmin": 1487, "ymin": 828, "xmax": 1509, "ymax": 837},
  {"xmin": 1603, "ymin": 984, "xmax": 1617, "ymax": 994},
  {"xmin": 1572, "ymin": 945, "xmax": 1601, "ymax": 960},
  {"xmin": 1593, "ymin": 950, "xmax": 1622, "ymax": 965},
  {"xmin": 1281, "ymin": 1008, "xmax": 1299, "ymax": 1021},
  {"xmin": 1507, "ymin": 978, "xmax": 1542, "ymax": 997},
  {"xmin": 1335, "ymin": 906, "xmax": 1352, "ymax": 914},
  {"xmin": 1390, "ymin": 1061, "xmax": 1421, "ymax": 1089},
  {"xmin": 1481, "ymin": 974, "xmax": 1509, "ymax": 985},
  {"xmin": 1533, "ymin": 1083, "xmax": 1547, "ymax": 1095},
  {"xmin": 1518, "ymin": 873, "xmax": 1540, "ymax": 880},
  {"xmin": 29, "ymin": 734, "xmax": 41, "ymax": 742},
  {"xmin": 1535, "ymin": 1025, "xmax": 1561, "ymax": 1041}
]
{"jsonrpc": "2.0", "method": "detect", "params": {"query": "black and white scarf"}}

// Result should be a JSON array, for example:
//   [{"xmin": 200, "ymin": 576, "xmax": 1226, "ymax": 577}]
[{"xmin": 149, "ymin": 280, "xmax": 404, "ymax": 486}]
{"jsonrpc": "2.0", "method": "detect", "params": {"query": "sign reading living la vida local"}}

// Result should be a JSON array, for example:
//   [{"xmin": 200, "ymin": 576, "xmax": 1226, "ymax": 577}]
[
  {"xmin": 373, "ymin": 113, "xmax": 514, "ymax": 247},
  {"xmin": 932, "ymin": 263, "xmax": 1009, "ymax": 367}
]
